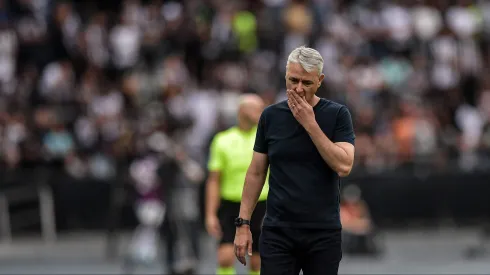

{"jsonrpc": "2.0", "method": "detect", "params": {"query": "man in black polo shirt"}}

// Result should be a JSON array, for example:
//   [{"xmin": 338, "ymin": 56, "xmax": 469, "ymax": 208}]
[{"xmin": 233, "ymin": 46, "xmax": 356, "ymax": 275}]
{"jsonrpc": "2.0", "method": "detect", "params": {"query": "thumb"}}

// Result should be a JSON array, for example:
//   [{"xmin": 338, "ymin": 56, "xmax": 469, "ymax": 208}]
[{"xmin": 248, "ymin": 241, "xmax": 253, "ymax": 256}]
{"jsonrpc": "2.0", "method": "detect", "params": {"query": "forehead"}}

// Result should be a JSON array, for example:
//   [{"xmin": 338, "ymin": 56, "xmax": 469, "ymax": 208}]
[{"xmin": 286, "ymin": 63, "xmax": 318, "ymax": 81}]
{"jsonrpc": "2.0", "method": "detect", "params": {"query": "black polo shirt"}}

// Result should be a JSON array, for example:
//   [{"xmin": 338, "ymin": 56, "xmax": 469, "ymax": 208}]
[{"xmin": 254, "ymin": 98, "xmax": 355, "ymax": 229}]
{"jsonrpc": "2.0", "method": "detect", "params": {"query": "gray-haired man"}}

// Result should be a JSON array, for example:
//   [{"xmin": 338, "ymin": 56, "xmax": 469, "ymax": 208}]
[{"xmin": 234, "ymin": 46, "xmax": 356, "ymax": 275}]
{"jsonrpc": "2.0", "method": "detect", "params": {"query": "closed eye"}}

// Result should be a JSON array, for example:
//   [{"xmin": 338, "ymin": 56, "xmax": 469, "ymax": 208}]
[{"xmin": 288, "ymin": 77, "xmax": 313, "ymax": 86}]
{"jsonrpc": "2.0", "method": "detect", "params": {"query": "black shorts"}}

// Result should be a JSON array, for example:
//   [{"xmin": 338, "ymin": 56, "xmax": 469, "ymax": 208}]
[
  {"xmin": 218, "ymin": 199, "xmax": 266, "ymax": 252},
  {"xmin": 259, "ymin": 226, "xmax": 342, "ymax": 275}
]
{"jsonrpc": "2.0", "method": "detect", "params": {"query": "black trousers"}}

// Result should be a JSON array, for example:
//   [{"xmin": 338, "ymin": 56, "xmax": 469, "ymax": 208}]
[{"xmin": 259, "ymin": 226, "xmax": 342, "ymax": 275}]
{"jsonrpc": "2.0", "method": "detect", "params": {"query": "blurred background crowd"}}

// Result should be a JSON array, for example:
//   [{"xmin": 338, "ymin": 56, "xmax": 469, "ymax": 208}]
[
  {"xmin": 2, "ymin": 0, "xmax": 490, "ymax": 179},
  {"xmin": 1, "ymin": 0, "xmax": 490, "ymax": 272}
]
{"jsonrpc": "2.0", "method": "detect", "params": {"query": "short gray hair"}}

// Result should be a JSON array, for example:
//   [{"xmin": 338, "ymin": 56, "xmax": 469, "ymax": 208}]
[{"xmin": 286, "ymin": 46, "xmax": 324, "ymax": 76}]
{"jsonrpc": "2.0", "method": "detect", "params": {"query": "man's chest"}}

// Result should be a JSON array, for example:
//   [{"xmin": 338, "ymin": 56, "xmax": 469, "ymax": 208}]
[{"xmin": 266, "ymin": 115, "xmax": 336, "ymax": 162}]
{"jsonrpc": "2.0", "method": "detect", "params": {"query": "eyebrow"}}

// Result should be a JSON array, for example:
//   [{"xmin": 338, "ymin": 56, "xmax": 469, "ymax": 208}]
[{"xmin": 289, "ymin": 77, "xmax": 313, "ymax": 84}]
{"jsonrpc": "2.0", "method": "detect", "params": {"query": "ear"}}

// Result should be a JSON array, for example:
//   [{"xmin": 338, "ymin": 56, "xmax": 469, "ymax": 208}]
[{"xmin": 318, "ymin": 74, "xmax": 325, "ymax": 85}]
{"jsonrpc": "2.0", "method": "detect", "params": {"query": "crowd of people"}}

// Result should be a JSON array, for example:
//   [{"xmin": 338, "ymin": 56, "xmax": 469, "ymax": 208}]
[{"xmin": 2, "ymin": 0, "xmax": 490, "ymax": 178}]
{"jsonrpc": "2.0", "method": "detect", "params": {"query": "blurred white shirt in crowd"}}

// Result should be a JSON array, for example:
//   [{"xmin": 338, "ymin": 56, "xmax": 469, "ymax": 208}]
[
  {"xmin": 455, "ymin": 103, "xmax": 484, "ymax": 150},
  {"xmin": 411, "ymin": 4, "xmax": 443, "ymax": 40},
  {"xmin": 430, "ymin": 35, "xmax": 460, "ymax": 90},
  {"xmin": 413, "ymin": 116, "xmax": 437, "ymax": 156},
  {"xmin": 432, "ymin": 35, "xmax": 459, "ymax": 63},
  {"xmin": 39, "ymin": 61, "xmax": 75, "ymax": 101},
  {"xmin": 184, "ymin": 90, "xmax": 220, "ymax": 163},
  {"xmin": 0, "ymin": 27, "xmax": 17, "ymax": 90},
  {"xmin": 90, "ymin": 90, "xmax": 124, "ymax": 117},
  {"xmin": 381, "ymin": 3, "xmax": 412, "ymax": 44},
  {"xmin": 446, "ymin": 5, "xmax": 482, "ymax": 39},
  {"xmin": 61, "ymin": 10, "xmax": 82, "ymax": 54},
  {"xmin": 431, "ymin": 63, "xmax": 459, "ymax": 90},
  {"xmin": 89, "ymin": 90, "xmax": 124, "ymax": 141},
  {"xmin": 74, "ymin": 116, "xmax": 98, "ymax": 149},
  {"xmin": 110, "ymin": 23, "xmax": 141, "ymax": 69},
  {"xmin": 350, "ymin": 64, "xmax": 384, "ymax": 92}
]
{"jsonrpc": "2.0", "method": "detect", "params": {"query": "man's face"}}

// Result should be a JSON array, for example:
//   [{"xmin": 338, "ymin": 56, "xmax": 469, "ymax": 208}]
[
  {"xmin": 240, "ymin": 101, "xmax": 264, "ymax": 125},
  {"xmin": 285, "ymin": 62, "xmax": 324, "ymax": 101},
  {"xmin": 239, "ymin": 96, "xmax": 265, "ymax": 125},
  {"xmin": 245, "ymin": 101, "xmax": 264, "ymax": 124}
]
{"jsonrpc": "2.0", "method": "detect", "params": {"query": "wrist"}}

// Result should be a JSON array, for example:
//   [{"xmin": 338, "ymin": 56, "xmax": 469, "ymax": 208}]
[
  {"xmin": 236, "ymin": 225, "xmax": 250, "ymax": 231},
  {"xmin": 304, "ymin": 120, "xmax": 320, "ymax": 134},
  {"xmin": 205, "ymin": 211, "xmax": 217, "ymax": 218},
  {"xmin": 238, "ymin": 211, "xmax": 251, "ymax": 221},
  {"xmin": 235, "ymin": 217, "xmax": 251, "ymax": 227}
]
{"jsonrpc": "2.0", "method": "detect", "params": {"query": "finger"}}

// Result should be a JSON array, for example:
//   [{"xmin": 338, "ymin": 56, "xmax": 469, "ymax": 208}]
[
  {"xmin": 286, "ymin": 92, "xmax": 296, "ymax": 110},
  {"xmin": 290, "ymin": 91, "xmax": 307, "ymax": 106},
  {"xmin": 301, "ymin": 95, "xmax": 308, "ymax": 105},
  {"xmin": 234, "ymin": 244, "xmax": 241, "ymax": 260},
  {"xmin": 239, "ymin": 256, "xmax": 246, "ymax": 266},
  {"xmin": 248, "ymin": 240, "xmax": 253, "ymax": 256},
  {"xmin": 240, "ymin": 254, "xmax": 247, "ymax": 266},
  {"xmin": 289, "ymin": 90, "xmax": 298, "ymax": 101},
  {"xmin": 287, "ymin": 98, "xmax": 294, "ymax": 110},
  {"xmin": 288, "ymin": 99, "xmax": 298, "ymax": 115},
  {"xmin": 288, "ymin": 92, "xmax": 300, "ymax": 108},
  {"xmin": 290, "ymin": 91, "xmax": 305, "ymax": 105},
  {"xmin": 238, "ymin": 246, "xmax": 247, "ymax": 265},
  {"xmin": 300, "ymin": 96, "xmax": 309, "ymax": 107}
]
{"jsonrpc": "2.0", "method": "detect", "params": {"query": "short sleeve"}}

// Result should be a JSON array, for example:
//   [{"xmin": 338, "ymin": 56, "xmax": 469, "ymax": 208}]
[
  {"xmin": 253, "ymin": 111, "xmax": 268, "ymax": 153},
  {"xmin": 207, "ymin": 135, "xmax": 225, "ymax": 171},
  {"xmin": 333, "ymin": 106, "xmax": 355, "ymax": 145}
]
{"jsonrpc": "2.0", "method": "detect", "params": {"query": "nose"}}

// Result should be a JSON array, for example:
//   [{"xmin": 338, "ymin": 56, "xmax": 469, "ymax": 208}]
[{"xmin": 295, "ymin": 83, "xmax": 304, "ymax": 93}]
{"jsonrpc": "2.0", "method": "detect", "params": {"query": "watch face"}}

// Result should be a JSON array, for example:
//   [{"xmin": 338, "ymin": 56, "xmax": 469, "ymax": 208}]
[{"xmin": 235, "ymin": 218, "xmax": 242, "ymax": 226}]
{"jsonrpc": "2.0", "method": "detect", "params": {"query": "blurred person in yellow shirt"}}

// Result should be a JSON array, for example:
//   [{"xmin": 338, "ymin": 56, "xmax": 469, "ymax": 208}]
[{"xmin": 205, "ymin": 94, "xmax": 268, "ymax": 275}]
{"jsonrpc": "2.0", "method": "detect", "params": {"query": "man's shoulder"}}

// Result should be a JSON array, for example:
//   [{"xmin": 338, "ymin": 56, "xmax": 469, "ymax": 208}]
[
  {"xmin": 317, "ymin": 98, "xmax": 348, "ymax": 112},
  {"xmin": 316, "ymin": 98, "xmax": 353, "ymax": 120}
]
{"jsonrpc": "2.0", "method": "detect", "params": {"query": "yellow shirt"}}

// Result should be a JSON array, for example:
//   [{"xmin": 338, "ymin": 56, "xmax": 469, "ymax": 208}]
[{"xmin": 208, "ymin": 126, "xmax": 269, "ymax": 202}]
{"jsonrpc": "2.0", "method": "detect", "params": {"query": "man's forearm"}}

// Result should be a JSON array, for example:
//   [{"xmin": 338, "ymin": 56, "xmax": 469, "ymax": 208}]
[
  {"xmin": 205, "ymin": 179, "xmax": 220, "ymax": 217},
  {"xmin": 306, "ymin": 123, "xmax": 352, "ymax": 176},
  {"xmin": 238, "ymin": 172, "xmax": 267, "ymax": 220}
]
